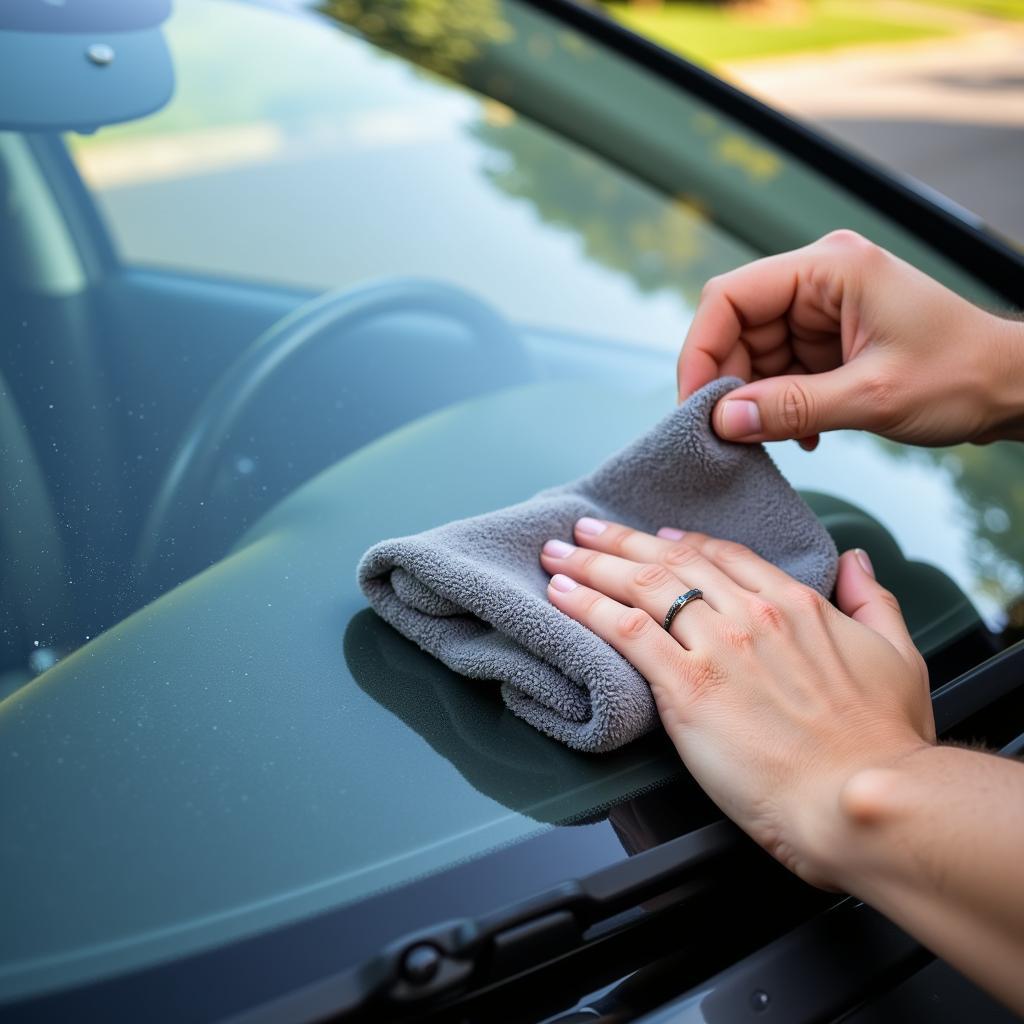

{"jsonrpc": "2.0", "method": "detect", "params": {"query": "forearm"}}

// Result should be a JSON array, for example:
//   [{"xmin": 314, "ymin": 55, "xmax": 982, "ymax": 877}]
[{"xmin": 826, "ymin": 744, "xmax": 1024, "ymax": 1014}]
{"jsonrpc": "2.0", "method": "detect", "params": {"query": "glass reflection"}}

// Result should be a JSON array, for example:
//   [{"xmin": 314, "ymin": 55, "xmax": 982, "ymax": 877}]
[
  {"xmin": 871, "ymin": 438, "xmax": 1024, "ymax": 635},
  {"xmin": 60, "ymin": 0, "xmax": 1024, "ymax": 637},
  {"xmin": 343, "ymin": 608, "xmax": 720, "ymax": 837},
  {"xmin": 770, "ymin": 432, "xmax": 1024, "ymax": 636}
]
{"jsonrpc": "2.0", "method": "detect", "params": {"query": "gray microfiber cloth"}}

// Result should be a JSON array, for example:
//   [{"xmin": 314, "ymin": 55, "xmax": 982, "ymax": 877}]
[{"xmin": 357, "ymin": 378, "xmax": 838, "ymax": 753}]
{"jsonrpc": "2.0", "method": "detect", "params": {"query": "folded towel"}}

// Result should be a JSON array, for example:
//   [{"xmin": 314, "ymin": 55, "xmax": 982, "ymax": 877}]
[{"xmin": 357, "ymin": 378, "xmax": 838, "ymax": 753}]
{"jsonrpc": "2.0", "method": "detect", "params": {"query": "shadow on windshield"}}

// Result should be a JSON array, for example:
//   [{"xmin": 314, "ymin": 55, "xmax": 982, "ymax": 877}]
[{"xmin": 343, "ymin": 608, "xmax": 716, "ymax": 844}]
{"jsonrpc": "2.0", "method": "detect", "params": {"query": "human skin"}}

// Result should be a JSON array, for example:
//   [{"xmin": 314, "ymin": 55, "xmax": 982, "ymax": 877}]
[
  {"xmin": 676, "ymin": 228, "xmax": 1024, "ymax": 451},
  {"xmin": 539, "ymin": 526, "xmax": 1024, "ymax": 1015},
  {"xmin": 538, "ymin": 232, "xmax": 1024, "ymax": 1012}
]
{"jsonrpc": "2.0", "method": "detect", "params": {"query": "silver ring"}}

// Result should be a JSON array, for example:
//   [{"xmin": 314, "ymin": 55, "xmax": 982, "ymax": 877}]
[{"xmin": 663, "ymin": 589, "xmax": 704, "ymax": 631}]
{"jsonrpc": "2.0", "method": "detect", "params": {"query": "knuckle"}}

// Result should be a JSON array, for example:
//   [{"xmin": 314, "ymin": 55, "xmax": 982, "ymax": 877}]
[
  {"xmin": 604, "ymin": 525, "xmax": 634, "ymax": 557},
  {"xmin": 577, "ymin": 589, "xmax": 606, "ymax": 616},
  {"xmin": 700, "ymin": 275, "xmax": 725, "ymax": 302},
  {"xmin": 789, "ymin": 585, "xmax": 830, "ymax": 615},
  {"xmin": 823, "ymin": 228, "xmax": 872, "ymax": 255},
  {"xmin": 575, "ymin": 548, "xmax": 601, "ymax": 573},
  {"xmin": 632, "ymin": 563, "xmax": 673, "ymax": 592},
  {"xmin": 778, "ymin": 379, "xmax": 815, "ymax": 437},
  {"xmin": 663, "ymin": 543, "xmax": 701, "ymax": 570},
  {"xmin": 685, "ymin": 653, "xmax": 727, "ymax": 696},
  {"xmin": 616, "ymin": 607, "xmax": 655, "ymax": 642},
  {"xmin": 875, "ymin": 586, "xmax": 903, "ymax": 615},
  {"xmin": 720, "ymin": 621, "xmax": 756, "ymax": 650},
  {"xmin": 746, "ymin": 596, "xmax": 786, "ymax": 632},
  {"xmin": 708, "ymin": 539, "xmax": 749, "ymax": 564}
]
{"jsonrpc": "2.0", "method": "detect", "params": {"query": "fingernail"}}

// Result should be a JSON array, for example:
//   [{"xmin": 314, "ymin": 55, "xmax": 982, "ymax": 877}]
[
  {"xmin": 543, "ymin": 539, "xmax": 574, "ymax": 558},
  {"xmin": 855, "ymin": 548, "xmax": 875, "ymax": 578},
  {"xmin": 657, "ymin": 527, "xmax": 685, "ymax": 541},
  {"xmin": 550, "ymin": 573, "xmax": 578, "ymax": 592},
  {"xmin": 719, "ymin": 399, "xmax": 761, "ymax": 438},
  {"xmin": 576, "ymin": 517, "xmax": 606, "ymax": 536}
]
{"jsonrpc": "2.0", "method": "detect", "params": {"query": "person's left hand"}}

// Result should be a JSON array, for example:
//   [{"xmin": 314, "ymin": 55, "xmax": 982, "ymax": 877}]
[{"xmin": 539, "ymin": 519, "xmax": 936, "ymax": 890}]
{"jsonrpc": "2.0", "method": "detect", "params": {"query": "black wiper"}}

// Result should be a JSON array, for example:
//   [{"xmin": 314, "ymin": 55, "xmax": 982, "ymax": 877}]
[
  {"xmin": 232, "ymin": 639, "xmax": 1024, "ymax": 1024},
  {"xmin": 361, "ymin": 819, "xmax": 747, "ymax": 1016},
  {"xmin": 229, "ymin": 818, "xmax": 750, "ymax": 1023},
  {"xmin": 578, "ymin": 643, "xmax": 1024, "ymax": 1024}
]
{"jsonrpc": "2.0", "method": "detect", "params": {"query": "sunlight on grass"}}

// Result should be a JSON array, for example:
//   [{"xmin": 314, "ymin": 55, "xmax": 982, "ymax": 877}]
[
  {"xmin": 607, "ymin": 1, "xmax": 955, "ymax": 66},
  {"xmin": 918, "ymin": 0, "xmax": 1024, "ymax": 16}
]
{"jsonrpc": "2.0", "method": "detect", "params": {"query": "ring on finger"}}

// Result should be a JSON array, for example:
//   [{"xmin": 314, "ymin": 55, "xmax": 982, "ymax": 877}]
[{"xmin": 662, "ymin": 589, "xmax": 705, "ymax": 631}]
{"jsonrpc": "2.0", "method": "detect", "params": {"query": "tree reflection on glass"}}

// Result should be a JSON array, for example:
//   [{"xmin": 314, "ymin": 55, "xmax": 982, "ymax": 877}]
[
  {"xmin": 874, "ymin": 437, "xmax": 1024, "ymax": 634},
  {"xmin": 319, "ymin": 0, "xmax": 744, "ymax": 311},
  {"xmin": 470, "ymin": 112, "xmax": 718, "ymax": 310},
  {"xmin": 318, "ymin": 0, "xmax": 513, "ymax": 77}
]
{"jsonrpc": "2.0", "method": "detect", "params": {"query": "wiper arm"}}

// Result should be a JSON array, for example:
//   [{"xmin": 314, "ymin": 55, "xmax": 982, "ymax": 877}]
[
  {"xmin": 231, "ymin": 639, "xmax": 1024, "ymax": 1024},
  {"xmin": 361, "ymin": 818, "xmax": 746, "ymax": 1013},
  {"xmin": 227, "ymin": 818, "xmax": 748, "ymax": 1023}
]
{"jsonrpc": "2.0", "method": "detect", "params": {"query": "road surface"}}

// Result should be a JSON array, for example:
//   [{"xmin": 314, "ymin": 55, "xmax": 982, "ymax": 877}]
[{"xmin": 725, "ymin": 27, "xmax": 1024, "ymax": 248}]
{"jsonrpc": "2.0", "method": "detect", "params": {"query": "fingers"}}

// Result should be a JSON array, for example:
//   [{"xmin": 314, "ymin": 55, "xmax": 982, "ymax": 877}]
[
  {"xmin": 834, "ymin": 549, "xmax": 920, "ymax": 670},
  {"xmin": 657, "ymin": 529, "xmax": 800, "ymax": 593},
  {"xmin": 539, "ymin": 540, "xmax": 720, "ymax": 648},
  {"xmin": 711, "ymin": 364, "xmax": 881, "ymax": 443},
  {"xmin": 677, "ymin": 232, "xmax": 886, "ymax": 445},
  {"xmin": 572, "ymin": 517, "xmax": 792, "ymax": 596},
  {"xmin": 546, "ymin": 574, "xmax": 689, "ymax": 705},
  {"xmin": 571, "ymin": 518, "xmax": 755, "ymax": 614},
  {"xmin": 677, "ymin": 249, "xmax": 805, "ymax": 400},
  {"xmin": 677, "ymin": 239, "xmax": 851, "ymax": 401}
]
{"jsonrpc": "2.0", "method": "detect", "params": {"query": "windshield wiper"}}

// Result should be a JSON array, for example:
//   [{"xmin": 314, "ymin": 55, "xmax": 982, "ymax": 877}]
[
  {"xmin": 230, "ymin": 639, "xmax": 1024, "ymax": 1024},
  {"xmin": 228, "ymin": 817, "xmax": 749, "ymax": 1023}
]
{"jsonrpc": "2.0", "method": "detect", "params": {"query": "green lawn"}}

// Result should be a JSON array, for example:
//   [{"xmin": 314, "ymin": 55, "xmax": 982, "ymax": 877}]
[
  {"xmin": 607, "ymin": 2, "xmax": 956, "ymax": 66},
  {"xmin": 918, "ymin": 0, "xmax": 1024, "ymax": 17}
]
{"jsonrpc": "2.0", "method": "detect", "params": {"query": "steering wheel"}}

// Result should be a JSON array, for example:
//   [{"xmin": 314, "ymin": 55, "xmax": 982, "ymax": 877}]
[{"xmin": 132, "ymin": 278, "xmax": 528, "ymax": 599}]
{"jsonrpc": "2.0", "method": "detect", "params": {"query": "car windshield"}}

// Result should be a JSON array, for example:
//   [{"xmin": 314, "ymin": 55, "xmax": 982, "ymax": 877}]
[{"xmin": 2, "ymin": 0, "xmax": 1022, "ymax": 1005}]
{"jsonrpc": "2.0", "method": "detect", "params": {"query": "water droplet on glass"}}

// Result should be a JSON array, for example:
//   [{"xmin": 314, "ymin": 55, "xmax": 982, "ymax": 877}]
[{"xmin": 28, "ymin": 647, "xmax": 59, "ymax": 675}]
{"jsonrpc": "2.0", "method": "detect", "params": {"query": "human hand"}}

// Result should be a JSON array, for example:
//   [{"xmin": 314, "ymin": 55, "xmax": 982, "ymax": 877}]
[
  {"xmin": 539, "ymin": 518, "xmax": 936, "ymax": 889},
  {"xmin": 678, "ymin": 230, "xmax": 1024, "ymax": 450}
]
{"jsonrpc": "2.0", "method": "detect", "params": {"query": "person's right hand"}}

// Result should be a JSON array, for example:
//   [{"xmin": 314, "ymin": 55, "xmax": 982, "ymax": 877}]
[{"xmin": 678, "ymin": 230, "xmax": 1024, "ymax": 450}]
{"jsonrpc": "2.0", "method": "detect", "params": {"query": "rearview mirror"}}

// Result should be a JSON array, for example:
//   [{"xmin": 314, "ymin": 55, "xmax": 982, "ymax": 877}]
[{"xmin": 0, "ymin": 0, "xmax": 173, "ymax": 133}]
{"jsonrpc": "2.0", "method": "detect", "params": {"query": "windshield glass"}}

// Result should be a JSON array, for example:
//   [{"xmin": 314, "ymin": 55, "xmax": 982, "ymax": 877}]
[{"xmin": 2, "ymin": 0, "xmax": 1022, "ymax": 1004}]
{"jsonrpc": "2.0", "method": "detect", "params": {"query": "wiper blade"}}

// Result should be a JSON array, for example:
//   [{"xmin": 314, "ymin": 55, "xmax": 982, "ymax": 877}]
[
  {"xmin": 228, "ymin": 818, "xmax": 748, "ymax": 1023},
  {"xmin": 357, "ymin": 818, "xmax": 746, "ymax": 1014},
  {"xmin": 231, "ymin": 640, "xmax": 1024, "ymax": 1024}
]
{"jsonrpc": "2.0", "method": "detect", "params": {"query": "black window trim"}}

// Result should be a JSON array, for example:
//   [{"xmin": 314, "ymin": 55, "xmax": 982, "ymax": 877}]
[{"xmin": 522, "ymin": 0, "xmax": 1024, "ymax": 309}]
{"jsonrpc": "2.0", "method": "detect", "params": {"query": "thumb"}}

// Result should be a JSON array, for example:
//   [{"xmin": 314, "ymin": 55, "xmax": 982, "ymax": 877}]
[
  {"xmin": 713, "ymin": 367, "xmax": 872, "ymax": 442},
  {"xmin": 834, "ymin": 549, "xmax": 917, "ymax": 663}
]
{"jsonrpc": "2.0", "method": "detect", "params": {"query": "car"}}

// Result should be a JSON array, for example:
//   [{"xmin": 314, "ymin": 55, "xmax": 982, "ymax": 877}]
[{"xmin": 1, "ymin": 1, "xmax": 1023, "ymax": 1021}]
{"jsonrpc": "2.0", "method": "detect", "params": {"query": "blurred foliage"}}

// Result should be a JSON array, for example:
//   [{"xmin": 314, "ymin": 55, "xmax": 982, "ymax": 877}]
[
  {"xmin": 874, "ymin": 438, "xmax": 1024, "ymax": 610},
  {"xmin": 318, "ymin": 0, "xmax": 514, "ymax": 76},
  {"xmin": 321, "ymin": 0, "xmax": 740, "ymax": 308},
  {"xmin": 472, "ymin": 114, "xmax": 724, "ymax": 308}
]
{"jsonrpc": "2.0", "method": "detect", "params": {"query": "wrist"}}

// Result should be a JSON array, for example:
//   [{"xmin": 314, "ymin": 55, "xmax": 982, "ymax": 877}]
[
  {"xmin": 977, "ymin": 311, "xmax": 1024, "ymax": 443},
  {"xmin": 790, "ymin": 736, "xmax": 936, "ymax": 892}
]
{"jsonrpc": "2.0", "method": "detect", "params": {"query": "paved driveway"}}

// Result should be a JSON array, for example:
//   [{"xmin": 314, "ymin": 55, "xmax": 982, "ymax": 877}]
[{"xmin": 725, "ymin": 28, "xmax": 1024, "ymax": 249}]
